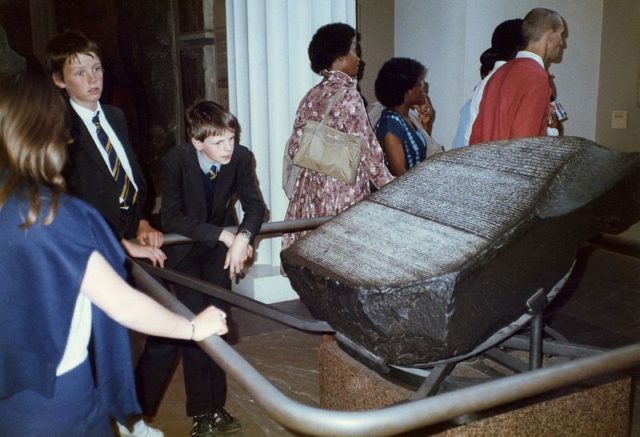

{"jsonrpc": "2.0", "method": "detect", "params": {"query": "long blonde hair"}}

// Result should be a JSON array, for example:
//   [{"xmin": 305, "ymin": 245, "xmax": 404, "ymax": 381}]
[{"xmin": 0, "ymin": 73, "xmax": 69, "ymax": 228}]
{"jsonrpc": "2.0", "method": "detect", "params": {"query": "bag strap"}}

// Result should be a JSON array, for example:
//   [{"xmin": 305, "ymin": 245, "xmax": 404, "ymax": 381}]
[{"xmin": 316, "ymin": 87, "xmax": 346, "ymax": 129}]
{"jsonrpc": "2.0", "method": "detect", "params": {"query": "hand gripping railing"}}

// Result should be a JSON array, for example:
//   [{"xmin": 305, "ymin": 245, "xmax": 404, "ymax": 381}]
[
  {"xmin": 161, "ymin": 216, "xmax": 333, "ymax": 247},
  {"xmin": 129, "ymin": 252, "xmax": 640, "ymax": 436}
]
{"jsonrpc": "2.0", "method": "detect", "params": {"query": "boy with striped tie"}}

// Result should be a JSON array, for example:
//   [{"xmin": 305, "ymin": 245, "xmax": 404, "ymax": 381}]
[
  {"xmin": 46, "ymin": 30, "xmax": 165, "ymax": 269},
  {"xmin": 46, "ymin": 30, "xmax": 165, "ymax": 436}
]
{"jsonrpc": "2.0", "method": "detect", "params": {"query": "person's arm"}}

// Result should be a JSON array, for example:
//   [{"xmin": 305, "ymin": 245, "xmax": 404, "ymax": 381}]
[
  {"xmin": 380, "ymin": 132, "xmax": 408, "ymax": 176},
  {"xmin": 80, "ymin": 251, "xmax": 227, "ymax": 340},
  {"xmin": 342, "ymin": 89, "xmax": 393, "ymax": 188},
  {"xmin": 224, "ymin": 232, "xmax": 253, "ymax": 280},
  {"xmin": 136, "ymin": 219, "xmax": 164, "ymax": 247},
  {"xmin": 416, "ymin": 97, "xmax": 435, "ymax": 135},
  {"xmin": 120, "ymin": 238, "xmax": 166, "ymax": 268},
  {"xmin": 224, "ymin": 148, "xmax": 266, "ymax": 279},
  {"xmin": 124, "ymin": 219, "xmax": 167, "ymax": 268},
  {"xmin": 235, "ymin": 149, "xmax": 266, "ymax": 237}
]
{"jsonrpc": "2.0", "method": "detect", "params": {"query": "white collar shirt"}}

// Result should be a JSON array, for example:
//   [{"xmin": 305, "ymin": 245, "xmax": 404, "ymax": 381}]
[
  {"xmin": 515, "ymin": 50, "xmax": 545, "ymax": 70},
  {"xmin": 464, "ymin": 60, "xmax": 509, "ymax": 145},
  {"xmin": 197, "ymin": 149, "xmax": 222, "ymax": 175}
]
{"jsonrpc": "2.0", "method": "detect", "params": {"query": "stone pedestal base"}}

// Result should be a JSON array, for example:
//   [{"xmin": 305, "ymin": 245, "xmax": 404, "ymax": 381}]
[{"xmin": 319, "ymin": 340, "xmax": 632, "ymax": 435}]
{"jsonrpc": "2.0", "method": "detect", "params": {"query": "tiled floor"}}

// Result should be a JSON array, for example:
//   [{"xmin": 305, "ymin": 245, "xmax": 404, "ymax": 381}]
[{"xmin": 137, "ymin": 232, "xmax": 640, "ymax": 437}]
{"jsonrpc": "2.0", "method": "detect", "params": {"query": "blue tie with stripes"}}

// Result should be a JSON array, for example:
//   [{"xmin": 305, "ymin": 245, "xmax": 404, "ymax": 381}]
[
  {"xmin": 208, "ymin": 164, "xmax": 219, "ymax": 180},
  {"xmin": 92, "ymin": 112, "xmax": 137, "ymax": 209}
]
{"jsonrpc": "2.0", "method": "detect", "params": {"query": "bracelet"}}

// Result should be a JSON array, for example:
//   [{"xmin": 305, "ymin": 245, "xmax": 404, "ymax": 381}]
[{"xmin": 189, "ymin": 320, "xmax": 196, "ymax": 341}]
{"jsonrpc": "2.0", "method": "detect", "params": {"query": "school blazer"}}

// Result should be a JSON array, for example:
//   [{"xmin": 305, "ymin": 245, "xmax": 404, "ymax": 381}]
[
  {"xmin": 65, "ymin": 103, "xmax": 148, "ymax": 240},
  {"xmin": 160, "ymin": 143, "xmax": 265, "ymax": 268}
]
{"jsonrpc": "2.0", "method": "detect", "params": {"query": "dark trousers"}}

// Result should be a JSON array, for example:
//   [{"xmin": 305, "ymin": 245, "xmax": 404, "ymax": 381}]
[{"xmin": 135, "ymin": 244, "xmax": 231, "ymax": 417}]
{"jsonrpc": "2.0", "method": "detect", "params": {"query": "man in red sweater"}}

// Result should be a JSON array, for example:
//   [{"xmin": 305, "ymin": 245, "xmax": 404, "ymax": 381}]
[{"xmin": 469, "ymin": 8, "xmax": 566, "ymax": 145}]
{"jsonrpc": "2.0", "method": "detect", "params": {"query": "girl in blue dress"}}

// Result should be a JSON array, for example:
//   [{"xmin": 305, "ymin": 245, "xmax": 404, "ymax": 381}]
[{"xmin": 0, "ymin": 73, "xmax": 229, "ymax": 437}]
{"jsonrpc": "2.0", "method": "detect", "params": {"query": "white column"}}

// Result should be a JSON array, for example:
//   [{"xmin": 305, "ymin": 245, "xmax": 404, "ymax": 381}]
[{"xmin": 226, "ymin": 0, "xmax": 355, "ymax": 302}]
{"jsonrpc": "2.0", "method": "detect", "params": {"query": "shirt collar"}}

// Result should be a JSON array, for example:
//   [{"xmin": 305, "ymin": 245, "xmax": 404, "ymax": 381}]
[
  {"xmin": 515, "ymin": 50, "xmax": 545, "ymax": 69},
  {"xmin": 196, "ymin": 150, "xmax": 221, "ymax": 175},
  {"xmin": 321, "ymin": 69, "xmax": 356, "ymax": 85},
  {"xmin": 492, "ymin": 60, "xmax": 507, "ymax": 72},
  {"xmin": 69, "ymin": 99, "xmax": 104, "ymax": 124}
]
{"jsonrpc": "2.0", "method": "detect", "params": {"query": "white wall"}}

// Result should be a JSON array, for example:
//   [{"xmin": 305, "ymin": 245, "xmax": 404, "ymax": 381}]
[
  {"xmin": 226, "ymin": 0, "xmax": 356, "ymax": 302},
  {"xmin": 394, "ymin": 0, "xmax": 603, "ymax": 148},
  {"xmin": 595, "ymin": 0, "xmax": 640, "ymax": 152},
  {"xmin": 227, "ymin": 0, "xmax": 356, "ymax": 267},
  {"xmin": 356, "ymin": 0, "xmax": 395, "ymax": 105}
]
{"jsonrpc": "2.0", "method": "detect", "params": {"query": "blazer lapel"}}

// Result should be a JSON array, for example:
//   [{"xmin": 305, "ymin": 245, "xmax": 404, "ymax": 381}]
[
  {"xmin": 70, "ymin": 111, "xmax": 115, "ymax": 182},
  {"xmin": 213, "ymin": 158, "xmax": 236, "ymax": 212},
  {"xmin": 184, "ymin": 147, "xmax": 209, "ymax": 220},
  {"xmin": 103, "ymin": 106, "xmax": 146, "ymax": 194}
]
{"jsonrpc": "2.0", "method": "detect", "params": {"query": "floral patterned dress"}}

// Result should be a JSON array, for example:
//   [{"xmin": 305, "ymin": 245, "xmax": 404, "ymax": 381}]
[{"xmin": 282, "ymin": 70, "xmax": 394, "ymax": 251}]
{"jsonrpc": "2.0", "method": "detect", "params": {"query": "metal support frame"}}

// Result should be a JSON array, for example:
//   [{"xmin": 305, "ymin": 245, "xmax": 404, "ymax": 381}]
[
  {"xmin": 130, "ymin": 258, "xmax": 640, "ymax": 437},
  {"xmin": 501, "ymin": 335, "xmax": 605, "ymax": 358},
  {"xmin": 129, "ymin": 222, "xmax": 640, "ymax": 435},
  {"xmin": 526, "ymin": 288, "xmax": 548, "ymax": 370},
  {"xmin": 408, "ymin": 363, "xmax": 455, "ymax": 400},
  {"xmin": 138, "ymin": 262, "xmax": 333, "ymax": 333},
  {"xmin": 529, "ymin": 313, "xmax": 544, "ymax": 370}
]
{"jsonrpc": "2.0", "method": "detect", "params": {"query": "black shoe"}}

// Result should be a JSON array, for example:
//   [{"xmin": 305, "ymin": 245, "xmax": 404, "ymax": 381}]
[
  {"xmin": 210, "ymin": 407, "xmax": 241, "ymax": 434},
  {"xmin": 190, "ymin": 414, "xmax": 215, "ymax": 437}
]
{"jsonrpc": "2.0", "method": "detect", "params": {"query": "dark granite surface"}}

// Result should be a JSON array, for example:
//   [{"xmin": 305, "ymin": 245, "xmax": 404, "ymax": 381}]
[{"xmin": 282, "ymin": 137, "xmax": 640, "ymax": 366}]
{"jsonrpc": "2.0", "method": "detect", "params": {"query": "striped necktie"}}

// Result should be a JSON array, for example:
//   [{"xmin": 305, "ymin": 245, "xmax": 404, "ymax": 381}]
[
  {"xmin": 92, "ymin": 112, "xmax": 137, "ymax": 209},
  {"xmin": 208, "ymin": 164, "xmax": 219, "ymax": 180}
]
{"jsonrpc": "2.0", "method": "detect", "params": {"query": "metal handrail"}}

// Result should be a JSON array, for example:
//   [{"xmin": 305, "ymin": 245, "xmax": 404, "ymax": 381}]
[
  {"xmin": 158, "ymin": 217, "xmax": 640, "ymax": 255},
  {"xmin": 161, "ymin": 216, "xmax": 333, "ymax": 246},
  {"xmin": 130, "ymin": 258, "xmax": 640, "ymax": 437},
  {"xmin": 589, "ymin": 233, "xmax": 640, "ymax": 258},
  {"xmin": 137, "ymin": 262, "xmax": 333, "ymax": 333}
]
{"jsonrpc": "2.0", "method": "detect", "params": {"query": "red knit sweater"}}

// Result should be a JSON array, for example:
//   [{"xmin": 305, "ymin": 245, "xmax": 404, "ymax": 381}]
[{"xmin": 469, "ymin": 58, "xmax": 551, "ymax": 145}]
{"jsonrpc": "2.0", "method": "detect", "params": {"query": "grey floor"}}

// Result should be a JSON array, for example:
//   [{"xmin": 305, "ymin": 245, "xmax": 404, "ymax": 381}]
[{"xmin": 142, "ymin": 231, "xmax": 640, "ymax": 436}]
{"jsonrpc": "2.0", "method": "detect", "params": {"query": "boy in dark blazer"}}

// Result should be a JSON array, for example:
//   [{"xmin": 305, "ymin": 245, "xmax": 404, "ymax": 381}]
[
  {"xmin": 135, "ymin": 101, "xmax": 265, "ymax": 436},
  {"xmin": 46, "ymin": 31, "xmax": 166, "ymax": 270},
  {"xmin": 46, "ymin": 31, "xmax": 165, "ymax": 437}
]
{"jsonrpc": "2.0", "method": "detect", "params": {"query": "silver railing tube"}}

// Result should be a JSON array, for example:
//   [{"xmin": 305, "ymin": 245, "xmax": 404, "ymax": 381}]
[
  {"xmin": 200, "ymin": 338, "xmax": 640, "ymax": 437},
  {"xmin": 589, "ymin": 233, "xmax": 640, "ymax": 258},
  {"xmin": 162, "ymin": 216, "xmax": 333, "ymax": 246},
  {"xmin": 130, "ymin": 259, "xmax": 640, "ymax": 437}
]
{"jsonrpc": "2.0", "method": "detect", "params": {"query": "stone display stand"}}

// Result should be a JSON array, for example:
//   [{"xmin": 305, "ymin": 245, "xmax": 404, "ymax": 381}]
[{"xmin": 319, "ymin": 340, "xmax": 632, "ymax": 436}]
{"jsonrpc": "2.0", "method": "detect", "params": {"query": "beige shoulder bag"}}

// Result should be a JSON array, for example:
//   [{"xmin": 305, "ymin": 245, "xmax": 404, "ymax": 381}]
[{"xmin": 293, "ymin": 88, "xmax": 362, "ymax": 185}]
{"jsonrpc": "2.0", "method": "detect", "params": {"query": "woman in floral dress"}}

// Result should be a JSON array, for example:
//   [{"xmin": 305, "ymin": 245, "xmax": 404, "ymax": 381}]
[{"xmin": 282, "ymin": 23, "xmax": 393, "ymax": 251}]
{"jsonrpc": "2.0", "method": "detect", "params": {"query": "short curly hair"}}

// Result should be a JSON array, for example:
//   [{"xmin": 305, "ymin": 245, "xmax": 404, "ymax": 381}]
[
  {"xmin": 374, "ymin": 57, "xmax": 426, "ymax": 108},
  {"xmin": 308, "ymin": 23, "xmax": 356, "ymax": 74}
]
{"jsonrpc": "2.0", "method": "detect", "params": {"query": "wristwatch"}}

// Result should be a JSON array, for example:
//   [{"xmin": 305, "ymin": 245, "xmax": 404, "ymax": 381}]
[{"xmin": 238, "ymin": 229, "xmax": 253, "ymax": 241}]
